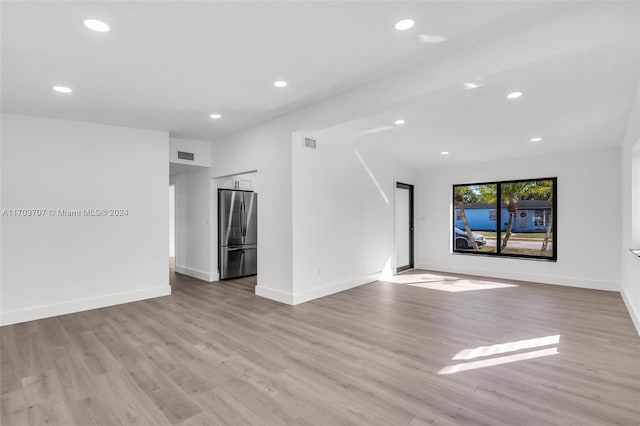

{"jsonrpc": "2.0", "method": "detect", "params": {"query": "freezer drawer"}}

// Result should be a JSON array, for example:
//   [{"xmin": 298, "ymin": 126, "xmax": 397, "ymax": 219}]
[{"xmin": 220, "ymin": 245, "xmax": 257, "ymax": 280}]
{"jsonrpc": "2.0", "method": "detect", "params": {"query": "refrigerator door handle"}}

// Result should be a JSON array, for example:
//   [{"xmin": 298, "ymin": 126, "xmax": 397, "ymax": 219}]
[{"xmin": 240, "ymin": 199, "xmax": 247, "ymax": 238}]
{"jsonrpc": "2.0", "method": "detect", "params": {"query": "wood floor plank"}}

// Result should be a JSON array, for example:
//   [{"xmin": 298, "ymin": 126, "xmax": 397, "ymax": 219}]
[
  {"xmin": 0, "ymin": 340, "xmax": 23, "ymax": 395},
  {"xmin": 1, "ymin": 268, "xmax": 639, "ymax": 425},
  {"xmin": 14, "ymin": 328, "xmax": 54, "ymax": 377},
  {"xmin": 48, "ymin": 345, "xmax": 96, "ymax": 401},
  {"xmin": 23, "ymin": 402, "xmax": 74, "ymax": 426},
  {"xmin": 35, "ymin": 316, "xmax": 71, "ymax": 349},
  {"xmin": 193, "ymin": 371, "xmax": 295, "ymax": 426},
  {"xmin": 125, "ymin": 357, "xmax": 202, "ymax": 425},
  {"xmin": 68, "ymin": 330, "xmax": 121, "ymax": 376},
  {"xmin": 92, "ymin": 368, "xmax": 173, "ymax": 426},
  {"xmin": 1, "ymin": 390, "xmax": 27, "ymax": 426},
  {"xmin": 65, "ymin": 396, "xmax": 124, "ymax": 426},
  {"xmin": 140, "ymin": 341, "xmax": 216, "ymax": 396},
  {"xmin": 21, "ymin": 370, "xmax": 66, "ymax": 407}
]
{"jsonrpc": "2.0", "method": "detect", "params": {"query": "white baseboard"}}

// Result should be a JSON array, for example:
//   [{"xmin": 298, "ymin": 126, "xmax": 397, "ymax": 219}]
[
  {"xmin": 414, "ymin": 263, "xmax": 619, "ymax": 292},
  {"xmin": 255, "ymin": 285, "xmax": 294, "ymax": 305},
  {"xmin": 175, "ymin": 265, "xmax": 217, "ymax": 282},
  {"xmin": 255, "ymin": 272, "xmax": 382, "ymax": 306},
  {"xmin": 621, "ymin": 289, "xmax": 640, "ymax": 336},
  {"xmin": 292, "ymin": 272, "xmax": 381, "ymax": 305},
  {"xmin": 0, "ymin": 285, "xmax": 171, "ymax": 326}
]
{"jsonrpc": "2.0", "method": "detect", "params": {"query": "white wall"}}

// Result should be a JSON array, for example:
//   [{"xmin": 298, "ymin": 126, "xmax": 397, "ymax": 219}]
[
  {"xmin": 415, "ymin": 146, "xmax": 621, "ymax": 292},
  {"xmin": 620, "ymin": 83, "xmax": 640, "ymax": 334},
  {"xmin": 209, "ymin": 120, "xmax": 417, "ymax": 305},
  {"xmin": 210, "ymin": 124, "xmax": 293, "ymax": 300},
  {"xmin": 0, "ymin": 114, "xmax": 170, "ymax": 325},
  {"xmin": 290, "ymin": 136, "xmax": 416, "ymax": 304},
  {"xmin": 172, "ymin": 168, "xmax": 215, "ymax": 281},
  {"xmin": 170, "ymin": 138, "xmax": 212, "ymax": 167}
]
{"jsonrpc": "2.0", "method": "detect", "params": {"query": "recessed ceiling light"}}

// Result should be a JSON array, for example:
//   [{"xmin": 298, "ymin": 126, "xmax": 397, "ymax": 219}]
[
  {"xmin": 53, "ymin": 86, "xmax": 72, "ymax": 93},
  {"xmin": 419, "ymin": 34, "xmax": 445, "ymax": 44},
  {"xmin": 440, "ymin": 151, "xmax": 449, "ymax": 156},
  {"xmin": 209, "ymin": 113, "xmax": 222, "ymax": 119},
  {"xmin": 506, "ymin": 91, "xmax": 522, "ymax": 99},
  {"xmin": 530, "ymin": 137, "xmax": 542, "ymax": 142},
  {"xmin": 394, "ymin": 19, "xmax": 415, "ymax": 31},
  {"xmin": 273, "ymin": 80, "xmax": 288, "ymax": 88},
  {"xmin": 83, "ymin": 19, "xmax": 110, "ymax": 32},
  {"xmin": 394, "ymin": 119, "xmax": 406, "ymax": 125}
]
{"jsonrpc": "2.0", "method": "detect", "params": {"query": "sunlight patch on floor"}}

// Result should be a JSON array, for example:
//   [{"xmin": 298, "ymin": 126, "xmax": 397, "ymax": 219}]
[
  {"xmin": 453, "ymin": 335, "xmax": 560, "ymax": 360},
  {"xmin": 408, "ymin": 279, "xmax": 517, "ymax": 292},
  {"xmin": 439, "ymin": 347, "xmax": 559, "ymax": 374},
  {"xmin": 381, "ymin": 273, "xmax": 518, "ymax": 292},
  {"xmin": 440, "ymin": 335, "xmax": 561, "ymax": 375}
]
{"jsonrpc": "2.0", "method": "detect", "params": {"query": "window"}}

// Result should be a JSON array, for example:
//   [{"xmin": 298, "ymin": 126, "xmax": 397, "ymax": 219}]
[
  {"xmin": 534, "ymin": 209, "xmax": 549, "ymax": 227},
  {"xmin": 453, "ymin": 178, "xmax": 557, "ymax": 261}
]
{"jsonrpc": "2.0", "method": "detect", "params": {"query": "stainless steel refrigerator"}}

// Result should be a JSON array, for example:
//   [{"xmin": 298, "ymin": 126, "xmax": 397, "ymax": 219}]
[{"xmin": 218, "ymin": 189, "xmax": 257, "ymax": 280}]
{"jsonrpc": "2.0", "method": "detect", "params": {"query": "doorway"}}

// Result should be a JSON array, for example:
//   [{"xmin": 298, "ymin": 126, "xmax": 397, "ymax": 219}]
[
  {"xmin": 215, "ymin": 171, "xmax": 258, "ymax": 287},
  {"xmin": 395, "ymin": 182, "xmax": 414, "ymax": 272},
  {"xmin": 169, "ymin": 184, "xmax": 175, "ymax": 272}
]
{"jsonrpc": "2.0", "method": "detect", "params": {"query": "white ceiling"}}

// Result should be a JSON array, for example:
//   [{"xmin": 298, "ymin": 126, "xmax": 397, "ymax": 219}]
[
  {"xmin": 2, "ymin": 1, "xmax": 568, "ymax": 140},
  {"xmin": 312, "ymin": 2, "xmax": 640, "ymax": 169},
  {"xmin": 169, "ymin": 162, "xmax": 208, "ymax": 176},
  {"xmin": 2, "ymin": 1, "xmax": 638, "ymax": 171}
]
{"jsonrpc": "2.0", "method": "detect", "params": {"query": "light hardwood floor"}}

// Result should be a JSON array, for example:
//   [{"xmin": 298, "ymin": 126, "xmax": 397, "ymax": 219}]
[{"xmin": 1, "ymin": 267, "xmax": 639, "ymax": 425}]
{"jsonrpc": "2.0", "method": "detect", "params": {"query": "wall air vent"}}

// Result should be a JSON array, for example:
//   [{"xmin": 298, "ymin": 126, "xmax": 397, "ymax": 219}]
[
  {"xmin": 304, "ymin": 137, "xmax": 317, "ymax": 149},
  {"xmin": 177, "ymin": 151, "xmax": 195, "ymax": 161}
]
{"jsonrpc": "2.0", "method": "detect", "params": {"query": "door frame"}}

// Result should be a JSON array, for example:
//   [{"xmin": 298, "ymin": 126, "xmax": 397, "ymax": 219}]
[
  {"xmin": 396, "ymin": 182, "xmax": 414, "ymax": 272},
  {"xmin": 169, "ymin": 184, "xmax": 175, "ymax": 260}
]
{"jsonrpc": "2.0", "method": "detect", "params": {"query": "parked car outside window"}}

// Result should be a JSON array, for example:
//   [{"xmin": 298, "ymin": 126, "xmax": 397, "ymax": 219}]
[{"xmin": 454, "ymin": 227, "xmax": 486, "ymax": 250}]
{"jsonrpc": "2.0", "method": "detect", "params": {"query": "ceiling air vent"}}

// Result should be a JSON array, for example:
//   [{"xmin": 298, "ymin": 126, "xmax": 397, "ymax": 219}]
[
  {"xmin": 304, "ymin": 137, "xmax": 317, "ymax": 149},
  {"xmin": 177, "ymin": 151, "xmax": 195, "ymax": 161}
]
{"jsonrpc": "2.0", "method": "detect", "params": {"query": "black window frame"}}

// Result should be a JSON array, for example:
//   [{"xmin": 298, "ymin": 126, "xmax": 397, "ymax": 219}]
[{"xmin": 452, "ymin": 177, "xmax": 557, "ymax": 261}]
